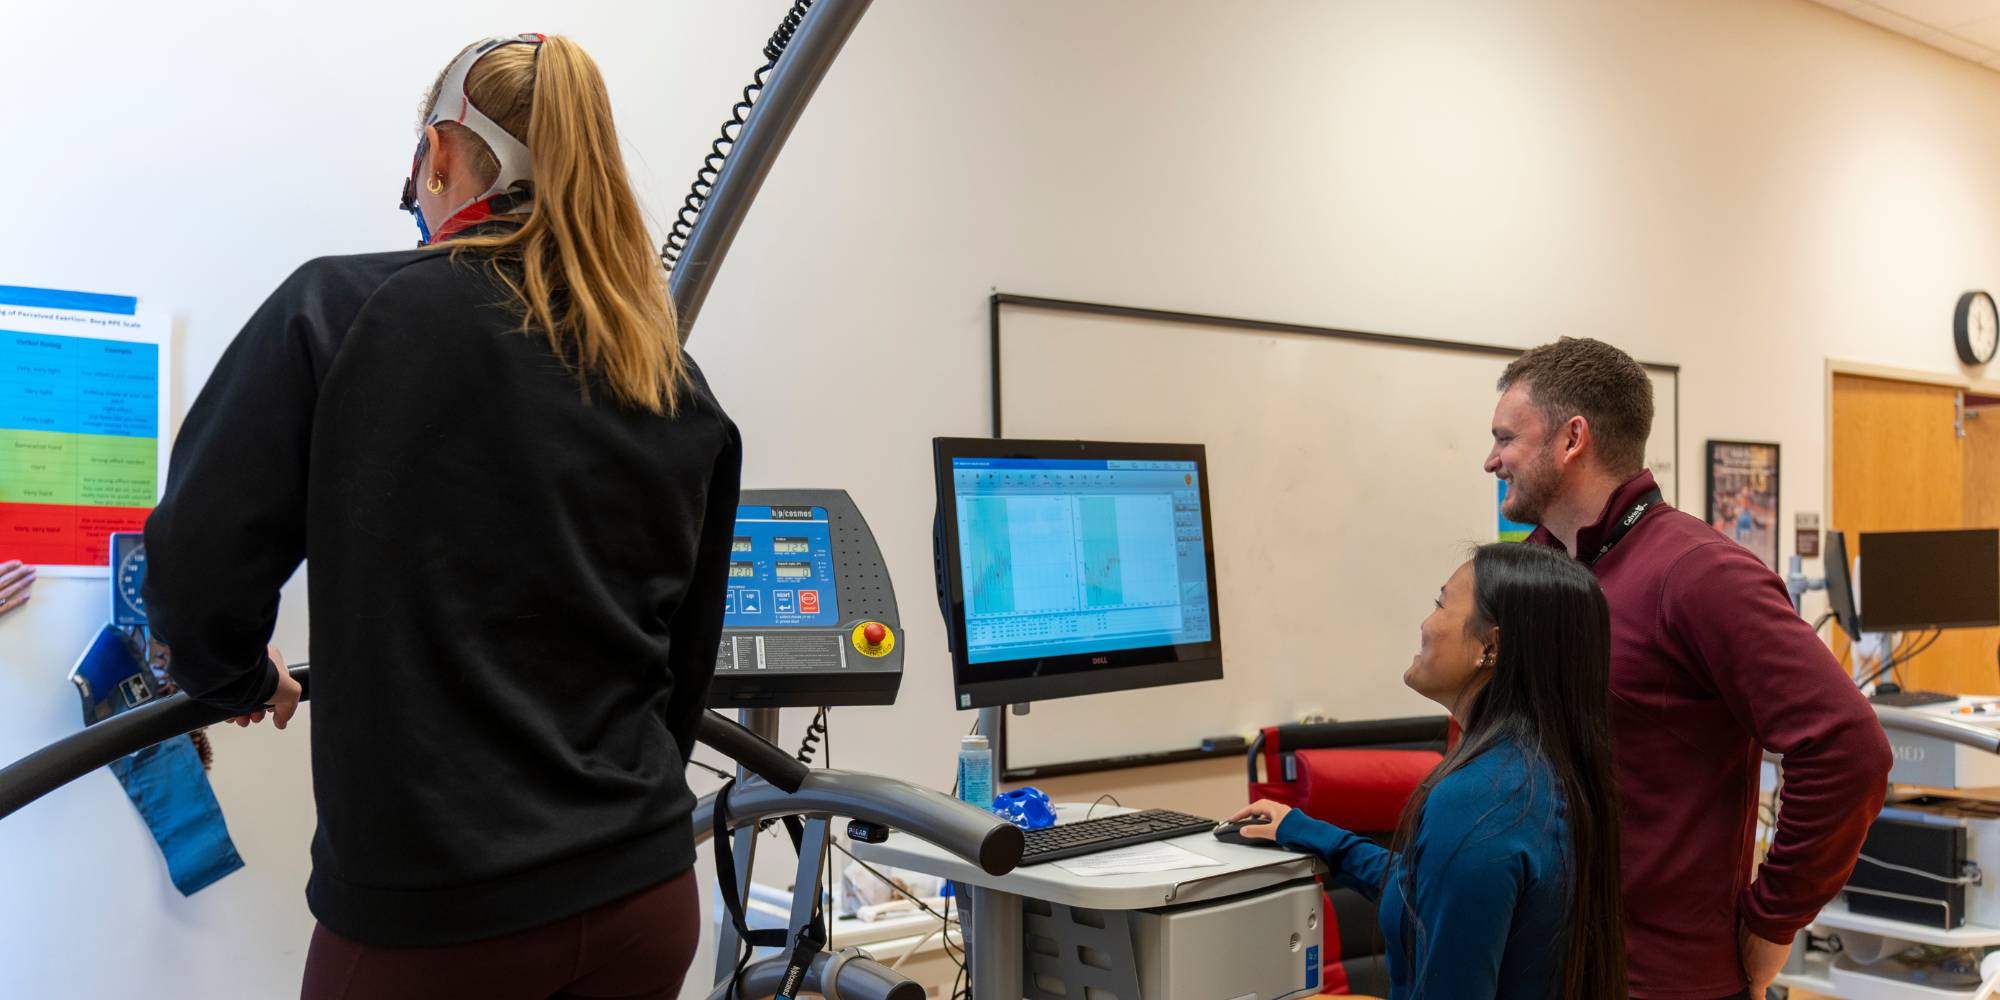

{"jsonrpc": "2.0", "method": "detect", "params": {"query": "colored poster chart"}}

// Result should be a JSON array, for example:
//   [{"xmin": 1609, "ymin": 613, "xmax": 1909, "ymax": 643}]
[
  {"xmin": 1497, "ymin": 480, "xmax": 1536, "ymax": 542},
  {"xmin": 0, "ymin": 286, "xmax": 168, "ymax": 574}
]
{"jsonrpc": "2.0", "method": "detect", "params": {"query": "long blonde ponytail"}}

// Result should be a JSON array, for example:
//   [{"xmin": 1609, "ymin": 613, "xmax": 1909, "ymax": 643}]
[{"xmin": 425, "ymin": 35, "xmax": 686, "ymax": 415}]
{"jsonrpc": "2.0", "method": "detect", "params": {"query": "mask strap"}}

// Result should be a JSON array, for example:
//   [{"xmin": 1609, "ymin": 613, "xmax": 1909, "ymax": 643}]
[
  {"xmin": 406, "ymin": 34, "xmax": 545, "ymax": 241},
  {"xmin": 432, "ymin": 189, "xmax": 535, "ymax": 244}
]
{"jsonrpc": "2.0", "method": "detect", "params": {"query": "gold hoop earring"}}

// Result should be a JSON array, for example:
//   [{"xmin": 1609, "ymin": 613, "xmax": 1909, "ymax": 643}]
[{"xmin": 425, "ymin": 175, "xmax": 445, "ymax": 195}]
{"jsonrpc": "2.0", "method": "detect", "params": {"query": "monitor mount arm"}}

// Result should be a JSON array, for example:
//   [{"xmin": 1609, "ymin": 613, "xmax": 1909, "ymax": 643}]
[{"xmin": 1786, "ymin": 553, "xmax": 1824, "ymax": 617}]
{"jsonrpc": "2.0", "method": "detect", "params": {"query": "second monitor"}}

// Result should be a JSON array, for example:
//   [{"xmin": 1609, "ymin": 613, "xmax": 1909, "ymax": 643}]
[
  {"xmin": 1858, "ymin": 528, "xmax": 2000, "ymax": 632},
  {"xmin": 932, "ymin": 437, "xmax": 1224, "ymax": 711}
]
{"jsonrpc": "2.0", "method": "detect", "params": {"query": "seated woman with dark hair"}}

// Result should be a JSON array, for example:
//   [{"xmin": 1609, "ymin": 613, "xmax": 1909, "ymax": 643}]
[{"xmin": 1231, "ymin": 542, "xmax": 1627, "ymax": 1000}]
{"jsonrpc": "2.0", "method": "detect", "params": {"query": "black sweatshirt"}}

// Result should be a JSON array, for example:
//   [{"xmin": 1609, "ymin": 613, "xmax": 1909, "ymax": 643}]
[{"xmin": 144, "ymin": 242, "xmax": 740, "ymax": 946}]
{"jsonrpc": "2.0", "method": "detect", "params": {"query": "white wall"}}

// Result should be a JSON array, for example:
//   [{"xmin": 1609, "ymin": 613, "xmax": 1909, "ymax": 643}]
[{"xmin": 4, "ymin": 1, "xmax": 1999, "ymax": 996}]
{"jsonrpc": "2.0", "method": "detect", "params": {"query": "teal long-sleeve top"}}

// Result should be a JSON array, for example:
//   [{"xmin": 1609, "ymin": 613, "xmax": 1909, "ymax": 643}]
[{"xmin": 1272, "ymin": 739, "xmax": 1573, "ymax": 999}]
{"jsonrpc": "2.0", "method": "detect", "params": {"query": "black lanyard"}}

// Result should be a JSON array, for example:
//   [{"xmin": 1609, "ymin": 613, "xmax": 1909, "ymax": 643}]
[
  {"xmin": 712, "ymin": 780, "xmax": 824, "ymax": 1000},
  {"xmin": 1583, "ymin": 487, "xmax": 1663, "ymax": 566}
]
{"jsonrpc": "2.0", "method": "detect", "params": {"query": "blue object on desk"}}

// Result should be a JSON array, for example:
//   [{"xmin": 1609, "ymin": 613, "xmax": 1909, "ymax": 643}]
[{"xmin": 993, "ymin": 787, "xmax": 1057, "ymax": 830}]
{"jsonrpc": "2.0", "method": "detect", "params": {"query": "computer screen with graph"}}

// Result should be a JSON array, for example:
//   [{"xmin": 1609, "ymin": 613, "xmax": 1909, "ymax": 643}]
[{"xmin": 932, "ymin": 437, "xmax": 1224, "ymax": 710}]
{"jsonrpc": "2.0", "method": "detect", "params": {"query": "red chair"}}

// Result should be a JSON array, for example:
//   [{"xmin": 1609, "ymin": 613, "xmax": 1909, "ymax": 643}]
[{"xmin": 1246, "ymin": 716, "xmax": 1452, "ymax": 995}]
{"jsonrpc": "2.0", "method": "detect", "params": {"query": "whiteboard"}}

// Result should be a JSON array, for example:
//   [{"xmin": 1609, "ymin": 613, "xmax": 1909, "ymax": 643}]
[{"xmin": 994, "ymin": 298, "xmax": 1678, "ymax": 774}]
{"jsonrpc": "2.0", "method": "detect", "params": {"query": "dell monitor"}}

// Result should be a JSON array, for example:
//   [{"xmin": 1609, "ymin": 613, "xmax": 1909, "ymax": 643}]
[
  {"xmin": 1857, "ymin": 528, "xmax": 2000, "ymax": 632},
  {"xmin": 932, "ymin": 437, "xmax": 1224, "ymax": 710},
  {"xmin": 1824, "ymin": 530, "xmax": 1862, "ymax": 638}
]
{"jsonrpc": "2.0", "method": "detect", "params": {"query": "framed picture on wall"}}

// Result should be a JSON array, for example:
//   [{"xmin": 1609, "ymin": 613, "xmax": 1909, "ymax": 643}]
[{"xmin": 1706, "ymin": 440, "xmax": 1781, "ymax": 572}]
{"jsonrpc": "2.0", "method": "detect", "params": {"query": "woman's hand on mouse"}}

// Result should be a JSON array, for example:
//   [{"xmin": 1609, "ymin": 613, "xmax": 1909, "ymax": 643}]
[{"xmin": 1226, "ymin": 799, "xmax": 1293, "ymax": 841}]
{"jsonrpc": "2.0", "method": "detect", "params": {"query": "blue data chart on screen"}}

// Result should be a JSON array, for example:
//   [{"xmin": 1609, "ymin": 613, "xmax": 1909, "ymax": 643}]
[
  {"xmin": 725, "ymin": 505, "xmax": 842, "ymax": 628},
  {"xmin": 952, "ymin": 458, "xmax": 1212, "ymax": 664}
]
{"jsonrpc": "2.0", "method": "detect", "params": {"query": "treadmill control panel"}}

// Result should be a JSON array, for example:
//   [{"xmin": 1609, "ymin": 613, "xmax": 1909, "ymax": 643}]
[
  {"xmin": 711, "ymin": 489, "xmax": 902, "ymax": 708},
  {"xmin": 726, "ymin": 505, "xmax": 843, "ymax": 628}
]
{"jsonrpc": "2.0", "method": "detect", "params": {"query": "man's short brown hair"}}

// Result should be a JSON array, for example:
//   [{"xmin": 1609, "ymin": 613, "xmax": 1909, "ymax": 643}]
[{"xmin": 1497, "ymin": 337, "xmax": 1654, "ymax": 475}]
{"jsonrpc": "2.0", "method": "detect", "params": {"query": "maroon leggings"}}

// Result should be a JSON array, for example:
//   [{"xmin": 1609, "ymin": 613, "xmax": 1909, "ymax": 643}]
[{"xmin": 302, "ymin": 870, "xmax": 701, "ymax": 1000}]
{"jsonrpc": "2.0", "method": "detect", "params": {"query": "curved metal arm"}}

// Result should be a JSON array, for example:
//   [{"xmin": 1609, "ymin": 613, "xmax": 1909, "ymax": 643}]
[
  {"xmin": 668, "ymin": 0, "xmax": 874, "ymax": 342},
  {"xmin": 0, "ymin": 668, "xmax": 815, "ymax": 821},
  {"xmin": 0, "ymin": 666, "xmax": 307, "ymax": 821},
  {"xmin": 694, "ymin": 770, "xmax": 1023, "ymax": 876},
  {"xmin": 1875, "ymin": 704, "xmax": 2000, "ymax": 754},
  {"xmin": 706, "ymin": 949, "xmax": 924, "ymax": 1000},
  {"xmin": 697, "ymin": 712, "xmax": 808, "ymax": 793}
]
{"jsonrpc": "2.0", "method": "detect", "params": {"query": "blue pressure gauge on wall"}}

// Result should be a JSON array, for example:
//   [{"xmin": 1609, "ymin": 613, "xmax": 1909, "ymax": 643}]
[{"xmin": 110, "ymin": 531, "xmax": 147, "ymax": 626}]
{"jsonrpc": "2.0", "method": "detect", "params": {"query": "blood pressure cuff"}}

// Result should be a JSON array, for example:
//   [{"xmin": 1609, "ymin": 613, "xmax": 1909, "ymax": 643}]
[{"xmin": 107, "ymin": 734, "xmax": 244, "ymax": 896}]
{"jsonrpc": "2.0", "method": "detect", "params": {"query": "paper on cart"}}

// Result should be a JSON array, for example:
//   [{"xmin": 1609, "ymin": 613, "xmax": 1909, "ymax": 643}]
[{"xmin": 1050, "ymin": 841, "xmax": 1225, "ymax": 877}]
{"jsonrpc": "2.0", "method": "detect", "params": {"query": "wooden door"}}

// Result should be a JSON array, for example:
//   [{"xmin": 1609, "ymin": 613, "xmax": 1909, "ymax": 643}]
[
  {"xmin": 1968, "ymin": 405, "xmax": 2000, "ymax": 529},
  {"xmin": 1963, "ymin": 404, "xmax": 2000, "ymax": 692},
  {"xmin": 1830, "ymin": 375, "xmax": 1997, "ymax": 694}
]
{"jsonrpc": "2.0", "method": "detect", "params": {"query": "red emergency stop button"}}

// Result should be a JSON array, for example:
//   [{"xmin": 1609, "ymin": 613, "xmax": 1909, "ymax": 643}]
[{"xmin": 851, "ymin": 621, "xmax": 895, "ymax": 657}]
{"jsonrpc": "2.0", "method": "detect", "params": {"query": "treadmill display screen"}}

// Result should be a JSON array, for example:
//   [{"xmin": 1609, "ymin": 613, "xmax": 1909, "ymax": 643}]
[{"xmin": 724, "ymin": 505, "xmax": 843, "ymax": 628}]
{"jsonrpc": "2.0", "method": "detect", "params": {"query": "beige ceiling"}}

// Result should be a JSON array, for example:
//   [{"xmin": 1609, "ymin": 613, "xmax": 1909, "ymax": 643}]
[{"xmin": 1807, "ymin": 0, "xmax": 2000, "ymax": 70}]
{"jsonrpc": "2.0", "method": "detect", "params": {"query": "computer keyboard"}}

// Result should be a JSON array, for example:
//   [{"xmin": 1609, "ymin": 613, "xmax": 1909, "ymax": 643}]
[{"xmin": 1018, "ymin": 808, "xmax": 1218, "ymax": 865}]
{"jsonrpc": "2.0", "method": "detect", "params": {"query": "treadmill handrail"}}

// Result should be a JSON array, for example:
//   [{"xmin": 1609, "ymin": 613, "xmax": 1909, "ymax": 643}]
[
  {"xmin": 693, "ymin": 771, "xmax": 1024, "ymax": 877},
  {"xmin": 1874, "ymin": 703, "xmax": 2000, "ymax": 754},
  {"xmin": 0, "ymin": 664, "xmax": 1022, "ymax": 874},
  {"xmin": 0, "ymin": 667, "xmax": 812, "ymax": 821},
  {"xmin": 696, "ymin": 711, "xmax": 809, "ymax": 793}
]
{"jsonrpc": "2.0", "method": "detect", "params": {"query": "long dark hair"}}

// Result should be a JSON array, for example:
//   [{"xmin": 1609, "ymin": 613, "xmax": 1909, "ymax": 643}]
[{"xmin": 1391, "ymin": 543, "xmax": 1626, "ymax": 999}]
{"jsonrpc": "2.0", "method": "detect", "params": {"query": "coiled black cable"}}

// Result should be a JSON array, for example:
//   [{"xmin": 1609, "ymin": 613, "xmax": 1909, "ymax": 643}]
[
  {"xmin": 660, "ymin": 0, "xmax": 815, "ymax": 271},
  {"xmin": 795, "ymin": 706, "xmax": 829, "ymax": 766},
  {"xmin": 755, "ymin": 707, "xmax": 831, "ymax": 834}
]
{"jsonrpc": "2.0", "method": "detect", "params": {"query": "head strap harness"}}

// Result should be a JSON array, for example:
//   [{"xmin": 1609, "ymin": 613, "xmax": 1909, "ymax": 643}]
[{"xmin": 400, "ymin": 33, "xmax": 545, "ymax": 244}]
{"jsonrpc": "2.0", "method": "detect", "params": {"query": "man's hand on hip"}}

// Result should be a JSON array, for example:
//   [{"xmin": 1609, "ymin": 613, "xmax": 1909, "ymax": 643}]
[{"xmin": 1739, "ymin": 922, "xmax": 1791, "ymax": 996}]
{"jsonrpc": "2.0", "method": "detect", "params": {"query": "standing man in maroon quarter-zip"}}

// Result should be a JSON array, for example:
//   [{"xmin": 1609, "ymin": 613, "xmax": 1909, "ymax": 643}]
[{"xmin": 1485, "ymin": 337, "xmax": 1889, "ymax": 1000}]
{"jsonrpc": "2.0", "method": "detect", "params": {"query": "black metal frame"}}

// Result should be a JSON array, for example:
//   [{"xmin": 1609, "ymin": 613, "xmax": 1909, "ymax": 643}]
[{"xmin": 986, "ymin": 292, "xmax": 1682, "ymax": 778}]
